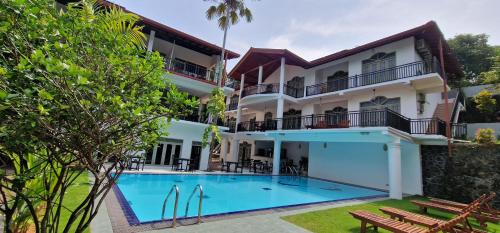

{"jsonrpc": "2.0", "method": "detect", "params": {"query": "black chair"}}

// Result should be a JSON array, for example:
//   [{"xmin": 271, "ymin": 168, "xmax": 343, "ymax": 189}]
[
  {"xmin": 220, "ymin": 158, "xmax": 228, "ymax": 172},
  {"xmin": 171, "ymin": 158, "xmax": 181, "ymax": 171}
]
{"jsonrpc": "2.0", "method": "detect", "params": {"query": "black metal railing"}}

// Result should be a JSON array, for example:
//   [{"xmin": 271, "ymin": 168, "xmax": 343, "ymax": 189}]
[
  {"xmin": 241, "ymin": 83, "xmax": 280, "ymax": 97},
  {"xmin": 232, "ymin": 109, "xmax": 467, "ymax": 138},
  {"xmin": 410, "ymin": 118, "xmax": 446, "ymax": 136},
  {"xmin": 306, "ymin": 61, "xmax": 441, "ymax": 96},
  {"xmin": 164, "ymin": 58, "xmax": 216, "ymax": 83},
  {"xmin": 284, "ymin": 84, "xmax": 304, "ymax": 98},
  {"xmin": 226, "ymin": 103, "xmax": 238, "ymax": 111},
  {"xmin": 237, "ymin": 109, "xmax": 411, "ymax": 134}
]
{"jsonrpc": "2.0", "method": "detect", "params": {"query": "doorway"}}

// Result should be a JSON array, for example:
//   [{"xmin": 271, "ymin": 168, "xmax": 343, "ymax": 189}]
[
  {"xmin": 190, "ymin": 142, "xmax": 202, "ymax": 170},
  {"xmin": 149, "ymin": 141, "xmax": 182, "ymax": 165}
]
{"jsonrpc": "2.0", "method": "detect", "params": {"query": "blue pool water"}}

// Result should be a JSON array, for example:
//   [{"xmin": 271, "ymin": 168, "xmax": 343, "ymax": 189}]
[{"xmin": 116, "ymin": 174, "xmax": 386, "ymax": 223}]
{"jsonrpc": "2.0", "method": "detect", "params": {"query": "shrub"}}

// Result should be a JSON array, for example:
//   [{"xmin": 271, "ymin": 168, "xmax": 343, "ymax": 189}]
[{"xmin": 475, "ymin": 128, "xmax": 497, "ymax": 144}]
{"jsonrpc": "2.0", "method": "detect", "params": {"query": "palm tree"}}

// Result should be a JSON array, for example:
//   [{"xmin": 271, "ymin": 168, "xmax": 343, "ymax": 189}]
[{"xmin": 206, "ymin": 0, "xmax": 253, "ymax": 87}]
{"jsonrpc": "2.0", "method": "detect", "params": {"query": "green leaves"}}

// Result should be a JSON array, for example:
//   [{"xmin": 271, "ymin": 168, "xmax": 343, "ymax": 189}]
[{"xmin": 38, "ymin": 89, "xmax": 53, "ymax": 100}]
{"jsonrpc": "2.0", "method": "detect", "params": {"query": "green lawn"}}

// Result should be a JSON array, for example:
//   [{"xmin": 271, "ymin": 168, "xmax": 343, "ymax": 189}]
[
  {"xmin": 282, "ymin": 196, "xmax": 500, "ymax": 233},
  {"xmin": 58, "ymin": 172, "xmax": 91, "ymax": 233}
]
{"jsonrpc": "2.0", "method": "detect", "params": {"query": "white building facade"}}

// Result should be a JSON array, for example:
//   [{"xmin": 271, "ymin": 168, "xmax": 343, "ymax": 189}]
[
  {"xmin": 220, "ymin": 21, "xmax": 466, "ymax": 199},
  {"xmin": 130, "ymin": 9, "xmax": 240, "ymax": 171}
]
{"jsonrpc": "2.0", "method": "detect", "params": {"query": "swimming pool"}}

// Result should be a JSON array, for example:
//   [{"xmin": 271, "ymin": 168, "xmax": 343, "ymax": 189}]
[{"xmin": 115, "ymin": 174, "xmax": 387, "ymax": 224}]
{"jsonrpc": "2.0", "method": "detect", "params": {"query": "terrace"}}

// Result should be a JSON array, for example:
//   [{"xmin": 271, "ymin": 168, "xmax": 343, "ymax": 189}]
[
  {"xmin": 235, "ymin": 108, "xmax": 467, "ymax": 138},
  {"xmin": 164, "ymin": 58, "xmax": 217, "ymax": 84}
]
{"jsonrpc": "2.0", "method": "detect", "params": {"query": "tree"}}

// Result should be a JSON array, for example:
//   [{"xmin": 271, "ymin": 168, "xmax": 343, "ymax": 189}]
[
  {"xmin": 0, "ymin": 0, "xmax": 198, "ymax": 232},
  {"xmin": 205, "ymin": 0, "xmax": 253, "ymax": 87},
  {"xmin": 479, "ymin": 56, "xmax": 500, "ymax": 85},
  {"xmin": 474, "ymin": 90, "xmax": 497, "ymax": 118},
  {"xmin": 448, "ymin": 34, "xmax": 496, "ymax": 86}
]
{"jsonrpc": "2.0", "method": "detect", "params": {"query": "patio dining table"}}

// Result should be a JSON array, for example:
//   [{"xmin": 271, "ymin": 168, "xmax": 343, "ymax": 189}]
[
  {"xmin": 225, "ymin": 161, "xmax": 243, "ymax": 173},
  {"xmin": 174, "ymin": 158, "xmax": 192, "ymax": 171}
]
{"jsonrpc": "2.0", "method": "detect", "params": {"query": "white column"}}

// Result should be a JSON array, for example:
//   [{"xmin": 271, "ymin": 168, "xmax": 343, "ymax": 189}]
[
  {"xmin": 150, "ymin": 145, "xmax": 158, "ymax": 164},
  {"xmin": 199, "ymin": 146, "xmax": 210, "ymax": 170},
  {"xmin": 147, "ymin": 30, "xmax": 156, "ymax": 52},
  {"xmin": 279, "ymin": 57, "xmax": 286, "ymax": 95},
  {"xmin": 230, "ymin": 139, "xmax": 240, "ymax": 162},
  {"xmin": 276, "ymin": 98, "xmax": 284, "ymax": 129},
  {"xmin": 258, "ymin": 65, "xmax": 263, "ymax": 84},
  {"xmin": 250, "ymin": 141, "xmax": 256, "ymax": 160},
  {"xmin": 388, "ymin": 140, "xmax": 403, "ymax": 199},
  {"xmin": 235, "ymin": 74, "xmax": 245, "ymax": 132},
  {"xmin": 221, "ymin": 137, "xmax": 228, "ymax": 161},
  {"xmin": 181, "ymin": 140, "xmax": 192, "ymax": 159},
  {"xmin": 272, "ymin": 139, "xmax": 281, "ymax": 175}
]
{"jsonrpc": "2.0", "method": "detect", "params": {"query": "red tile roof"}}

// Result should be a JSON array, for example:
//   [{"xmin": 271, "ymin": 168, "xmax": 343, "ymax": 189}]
[{"xmin": 93, "ymin": 0, "xmax": 240, "ymax": 59}]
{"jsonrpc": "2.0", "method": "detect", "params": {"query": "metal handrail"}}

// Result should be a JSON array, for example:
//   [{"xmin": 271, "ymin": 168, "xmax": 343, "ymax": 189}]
[
  {"xmin": 161, "ymin": 185, "xmax": 180, "ymax": 228},
  {"xmin": 184, "ymin": 184, "xmax": 203, "ymax": 224}
]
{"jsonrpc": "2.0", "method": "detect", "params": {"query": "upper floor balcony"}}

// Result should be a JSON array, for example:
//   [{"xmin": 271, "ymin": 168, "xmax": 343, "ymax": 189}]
[
  {"xmin": 234, "ymin": 108, "xmax": 466, "ymax": 139},
  {"xmin": 306, "ymin": 60, "xmax": 441, "ymax": 97},
  {"xmin": 165, "ymin": 58, "xmax": 217, "ymax": 85},
  {"xmin": 241, "ymin": 84, "xmax": 304, "ymax": 98}
]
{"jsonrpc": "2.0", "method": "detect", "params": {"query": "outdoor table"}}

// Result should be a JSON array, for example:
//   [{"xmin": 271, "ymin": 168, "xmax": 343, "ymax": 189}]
[
  {"xmin": 225, "ymin": 161, "xmax": 243, "ymax": 173},
  {"xmin": 128, "ymin": 156, "xmax": 145, "ymax": 171},
  {"xmin": 176, "ymin": 158, "xmax": 192, "ymax": 171}
]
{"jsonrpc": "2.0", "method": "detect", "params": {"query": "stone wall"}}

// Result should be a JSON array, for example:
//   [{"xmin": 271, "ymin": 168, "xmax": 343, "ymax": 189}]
[{"xmin": 421, "ymin": 144, "xmax": 500, "ymax": 208}]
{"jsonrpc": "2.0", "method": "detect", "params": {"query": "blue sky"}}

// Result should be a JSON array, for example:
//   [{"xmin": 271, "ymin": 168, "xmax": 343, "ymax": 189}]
[{"xmin": 112, "ymin": 0, "xmax": 500, "ymax": 69}]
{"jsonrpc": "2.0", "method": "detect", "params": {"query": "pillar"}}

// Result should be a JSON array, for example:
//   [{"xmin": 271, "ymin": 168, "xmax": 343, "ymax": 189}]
[
  {"xmin": 388, "ymin": 140, "xmax": 403, "ymax": 199},
  {"xmin": 230, "ymin": 139, "xmax": 240, "ymax": 162},
  {"xmin": 279, "ymin": 57, "xmax": 285, "ymax": 95},
  {"xmin": 250, "ymin": 141, "xmax": 256, "ymax": 160},
  {"xmin": 147, "ymin": 30, "xmax": 156, "ymax": 52},
  {"xmin": 276, "ymin": 98, "xmax": 284, "ymax": 129},
  {"xmin": 181, "ymin": 140, "xmax": 192, "ymax": 159},
  {"xmin": 258, "ymin": 65, "xmax": 263, "ymax": 84},
  {"xmin": 199, "ymin": 146, "xmax": 210, "ymax": 170},
  {"xmin": 221, "ymin": 137, "xmax": 228, "ymax": 161},
  {"xmin": 272, "ymin": 139, "xmax": 281, "ymax": 175},
  {"xmin": 235, "ymin": 74, "xmax": 245, "ymax": 132}
]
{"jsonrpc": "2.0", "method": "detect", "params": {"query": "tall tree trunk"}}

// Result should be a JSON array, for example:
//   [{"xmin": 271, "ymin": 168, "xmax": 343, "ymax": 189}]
[{"xmin": 217, "ymin": 11, "xmax": 230, "ymax": 87}]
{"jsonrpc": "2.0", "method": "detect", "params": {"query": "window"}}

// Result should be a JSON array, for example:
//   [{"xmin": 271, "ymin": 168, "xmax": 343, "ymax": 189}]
[
  {"xmin": 361, "ymin": 52, "xmax": 396, "ymax": 85},
  {"xmin": 327, "ymin": 71, "xmax": 349, "ymax": 91},
  {"xmin": 360, "ymin": 96, "xmax": 401, "ymax": 113}
]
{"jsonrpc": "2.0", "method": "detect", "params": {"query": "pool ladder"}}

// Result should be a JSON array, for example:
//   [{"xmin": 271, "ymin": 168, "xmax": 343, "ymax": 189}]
[
  {"xmin": 161, "ymin": 184, "xmax": 179, "ymax": 228},
  {"xmin": 184, "ymin": 184, "xmax": 203, "ymax": 224}
]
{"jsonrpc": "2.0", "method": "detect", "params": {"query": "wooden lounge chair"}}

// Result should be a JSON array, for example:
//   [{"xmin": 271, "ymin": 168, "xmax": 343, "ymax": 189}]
[
  {"xmin": 411, "ymin": 193, "xmax": 499, "ymax": 227},
  {"xmin": 350, "ymin": 201, "xmax": 481, "ymax": 233},
  {"xmin": 429, "ymin": 195, "xmax": 499, "ymax": 218}
]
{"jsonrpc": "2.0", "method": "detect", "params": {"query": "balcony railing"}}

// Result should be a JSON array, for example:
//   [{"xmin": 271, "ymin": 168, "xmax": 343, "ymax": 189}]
[
  {"xmin": 226, "ymin": 103, "xmax": 238, "ymax": 111},
  {"xmin": 306, "ymin": 60, "xmax": 441, "ymax": 96},
  {"xmin": 234, "ymin": 108, "xmax": 467, "ymax": 138},
  {"xmin": 165, "ymin": 58, "xmax": 216, "ymax": 84},
  {"xmin": 241, "ymin": 83, "xmax": 280, "ymax": 97}
]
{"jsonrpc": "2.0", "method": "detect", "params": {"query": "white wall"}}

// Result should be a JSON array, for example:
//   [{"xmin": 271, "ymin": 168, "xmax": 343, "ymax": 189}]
[
  {"xmin": 308, "ymin": 141, "xmax": 422, "ymax": 194},
  {"xmin": 308, "ymin": 142, "xmax": 389, "ymax": 190},
  {"xmin": 419, "ymin": 92, "xmax": 441, "ymax": 119},
  {"xmin": 264, "ymin": 65, "xmax": 306, "ymax": 84}
]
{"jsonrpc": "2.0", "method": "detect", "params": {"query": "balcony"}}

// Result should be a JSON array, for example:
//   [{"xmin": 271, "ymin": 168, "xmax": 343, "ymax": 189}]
[
  {"xmin": 165, "ymin": 58, "xmax": 216, "ymax": 84},
  {"xmin": 235, "ymin": 108, "xmax": 466, "ymax": 138},
  {"xmin": 241, "ymin": 84, "xmax": 303, "ymax": 98},
  {"xmin": 306, "ymin": 61, "xmax": 441, "ymax": 96},
  {"xmin": 227, "ymin": 102, "xmax": 238, "ymax": 111}
]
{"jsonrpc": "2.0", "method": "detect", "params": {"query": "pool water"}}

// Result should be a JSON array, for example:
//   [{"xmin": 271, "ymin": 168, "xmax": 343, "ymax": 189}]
[{"xmin": 115, "ymin": 174, "xmax": 387, "ymax": 223}]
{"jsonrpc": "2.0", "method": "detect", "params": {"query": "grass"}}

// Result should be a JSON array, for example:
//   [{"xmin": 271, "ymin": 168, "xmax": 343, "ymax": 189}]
[
  {"xmin": 282, "ymin": 196, "xmax": 500, "ymax": 233},
  {"xmin": 58, "ymin": 172, "xmax": 91, "ymax": 233}
]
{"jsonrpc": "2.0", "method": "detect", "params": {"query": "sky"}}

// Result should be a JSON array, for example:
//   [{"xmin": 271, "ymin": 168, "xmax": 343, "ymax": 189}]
[{"xmin": 111, "ymin": 0, "xmax": 500, "ymax": 69}]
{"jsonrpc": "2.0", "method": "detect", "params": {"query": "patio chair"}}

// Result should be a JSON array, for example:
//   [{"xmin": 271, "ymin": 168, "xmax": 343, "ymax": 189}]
[
  {"xmin": 429, "ymin": 195, "xmax": 499, "ymax": 218},
  {"xmin": 379, "ymin": 194, "xmax": 489, "ymax": 231},
  {"xmin": 411, "ymin": 193, "xmax": 499, "ymax": 227},
  {"xmin": 220, "ymin": 159, "xmax": 228, "ymax": 172},
  {"xmin": 350, "ymin": 200, "xmax": 481, "ymax": 233}
]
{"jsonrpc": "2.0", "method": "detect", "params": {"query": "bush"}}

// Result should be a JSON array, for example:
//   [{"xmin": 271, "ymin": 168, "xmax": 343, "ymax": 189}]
[{"xmin": 475, "ymin": 128, "xmax": 497, "ymax": 144}]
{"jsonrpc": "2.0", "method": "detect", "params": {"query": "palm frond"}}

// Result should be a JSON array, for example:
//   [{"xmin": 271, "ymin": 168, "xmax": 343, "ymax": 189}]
[
  {"xmin": 230, "ymin": 11, "xmax": 239, "ymax": 25},
  {"xmin": 218, "ymin": 16, "xmax": 228, "ymax": 30},
  {"xmin": 97, "ymin": 6, "xmax": 146, "ymax": 48},
  {"xmin": 205, "ymin": 5, "xmax": 218, "ymax": 20}
]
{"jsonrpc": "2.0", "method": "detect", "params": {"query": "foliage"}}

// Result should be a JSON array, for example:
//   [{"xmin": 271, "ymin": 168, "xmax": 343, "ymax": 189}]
[
  {"xmin": 202, "ymin": 88, "xmax": 226, "ymax": 171},
  {"xmin": 448, "ymin": 34, "xmax": 496, "ymax": 86},
  {"xmin": 0, "ymin": 0, "xmax": 195, "ymax": 232},
  {"xmin": 479, "ymin": 56, "xmax": 500, "ymax": 85},
  {"xmin": 474, "ymin": 90, "xmax": 497, "ymax": 116},
  {"xmin": 205, "ymin": 0, "xmax": 253, "ymax": 30},
  {"xmin": 205, "ymin": 0, "xmax": 254, "ymax": 86},
  {"xmin": 475, "ymin": 128, "xmax": 496, "ymax": 144}
]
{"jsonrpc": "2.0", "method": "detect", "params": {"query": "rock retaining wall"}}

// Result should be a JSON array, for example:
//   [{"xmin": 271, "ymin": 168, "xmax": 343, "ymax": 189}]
[{"xmin": 421, "ymin": 144, "xmax": 500, "ymax": 208}]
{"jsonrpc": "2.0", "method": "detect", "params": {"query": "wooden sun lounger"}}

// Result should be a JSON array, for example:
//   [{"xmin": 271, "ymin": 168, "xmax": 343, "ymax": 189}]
[
  {"xmin": 350, "ymin": 201, "xmax": 481, "ymax": 233},
  {"xmin": 429, "ymin": 196, "xmax": 500, "ymax": 217},
  {"xmin": 411, "ymin": 193, "xmax": 499, "ymax": 227}
]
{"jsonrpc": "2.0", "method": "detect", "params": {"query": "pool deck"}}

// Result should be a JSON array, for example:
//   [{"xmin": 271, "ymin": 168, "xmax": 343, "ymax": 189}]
[{"xmin": 91, "ymin": 166, "xmax": 388, "ymax": 233}]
